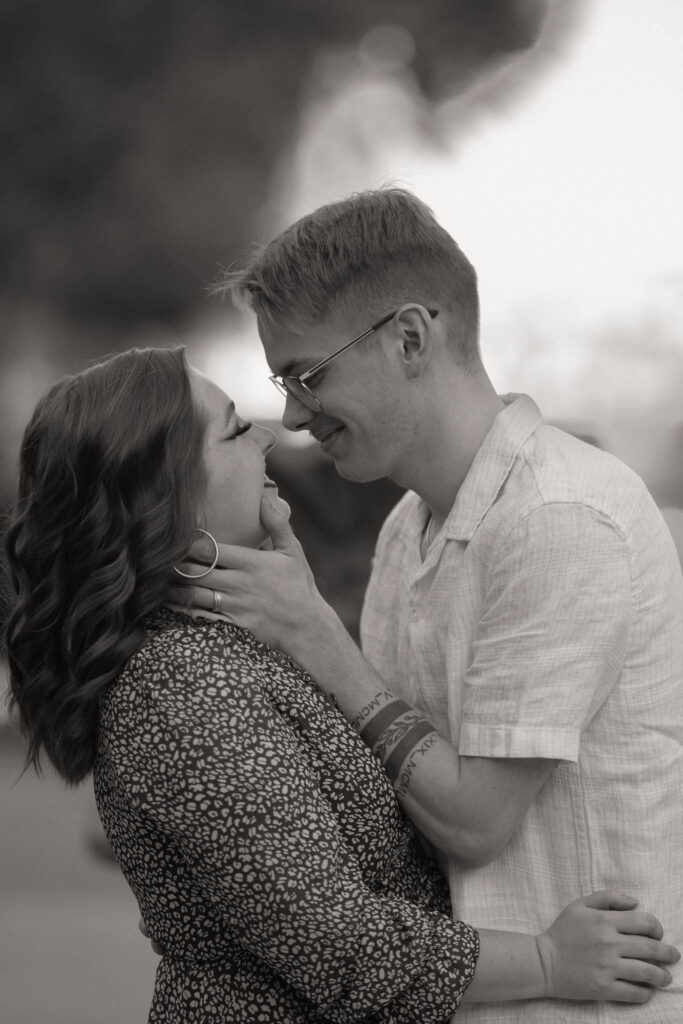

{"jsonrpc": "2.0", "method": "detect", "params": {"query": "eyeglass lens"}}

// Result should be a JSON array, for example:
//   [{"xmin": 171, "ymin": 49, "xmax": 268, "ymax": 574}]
[{"xmin": 277, "ymin": 377, "xmax": 320, "ymax": 411}]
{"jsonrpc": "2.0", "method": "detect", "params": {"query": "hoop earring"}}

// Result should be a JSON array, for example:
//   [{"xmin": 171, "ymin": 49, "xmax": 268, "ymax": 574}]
[{"xmin": 173, "ymin": 528, "xmax": 219, "ymax": 579}]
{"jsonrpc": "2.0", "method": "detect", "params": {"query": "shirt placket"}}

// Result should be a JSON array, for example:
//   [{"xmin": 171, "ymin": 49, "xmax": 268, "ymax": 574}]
[{"xmin": 402, "ymin": 534, "xmax": 449, "ymax": 711}]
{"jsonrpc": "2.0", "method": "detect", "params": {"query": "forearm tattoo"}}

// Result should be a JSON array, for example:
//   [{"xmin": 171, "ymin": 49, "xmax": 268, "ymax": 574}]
[
  {"xmin": 394, "ymin": 732, "xmax": 438, "ymax": 797},
  {"xmin": 350, "ymin": 689, "xmax": 394, "ymax": 732},
  {"xmin": 359, "ymin": 698, "xmax": 439, "ymax": 796}
]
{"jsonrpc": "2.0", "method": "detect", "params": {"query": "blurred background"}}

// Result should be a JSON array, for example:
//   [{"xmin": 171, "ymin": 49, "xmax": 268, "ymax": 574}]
[{"xmin": 1, "ymin": 0, "xmax": 682, "ymax": 1020}]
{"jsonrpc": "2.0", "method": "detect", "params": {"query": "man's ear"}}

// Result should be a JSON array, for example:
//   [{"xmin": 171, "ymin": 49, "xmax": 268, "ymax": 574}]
[{"xmin": 394, "ymin": 304, "xmax": 434, "ymax": 380}]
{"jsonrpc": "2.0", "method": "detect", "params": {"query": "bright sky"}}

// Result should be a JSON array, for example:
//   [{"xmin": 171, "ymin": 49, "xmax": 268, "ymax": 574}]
[{"xmin": 200, "ymin": 0, "xmax": 683, "ymax": 446}]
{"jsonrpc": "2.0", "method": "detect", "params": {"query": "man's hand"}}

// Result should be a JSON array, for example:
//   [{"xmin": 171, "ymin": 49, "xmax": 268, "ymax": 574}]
[
  {"xmin": 536, "ymin": 891, "xmax": 680, "ymax": 1002},
  {"xmin": 173, "ymin": 492, "xmax": 338, "ymax": 658},
  {"xmin": 463, "ymin": 891, "xmax": 679, "ymax": 1004}
]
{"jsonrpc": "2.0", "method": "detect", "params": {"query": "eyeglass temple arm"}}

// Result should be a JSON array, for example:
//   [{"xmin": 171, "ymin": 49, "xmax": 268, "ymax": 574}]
[
  {"xmin": 299, "ymin": 308, "xmax": 438, "ymax": 383},
  {"xmin": 370, "ymin": 308, "xmax": 437, "ymax": 331},
  {"xmin": 298, "ymin": 327, "xmax": 377, "ymax": 382}
]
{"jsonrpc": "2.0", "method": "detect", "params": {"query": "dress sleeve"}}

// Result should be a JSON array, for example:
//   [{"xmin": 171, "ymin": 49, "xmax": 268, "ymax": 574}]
[
  {"xmin": 128, "ymin": 623, "xmax": 479, "ymax": 1023},
  {"xmin": 459, "ymin": 502, "xmax": 631, "ymax": 762}
]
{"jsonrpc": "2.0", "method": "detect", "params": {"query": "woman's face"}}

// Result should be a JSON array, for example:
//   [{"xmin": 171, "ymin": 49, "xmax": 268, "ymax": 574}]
[{"xmin": 189, "ymin": 368, "xmax": 283, "ymax": 548}]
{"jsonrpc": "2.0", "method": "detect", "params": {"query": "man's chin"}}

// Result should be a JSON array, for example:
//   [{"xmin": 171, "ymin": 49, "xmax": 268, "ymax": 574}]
[
  {"xmin": 331, "ymin": 455, "xmax": 385, "ymax": 484},
  {"xmin": 317, "ymin": 431, "xmax": 385, "ymax": 482}
]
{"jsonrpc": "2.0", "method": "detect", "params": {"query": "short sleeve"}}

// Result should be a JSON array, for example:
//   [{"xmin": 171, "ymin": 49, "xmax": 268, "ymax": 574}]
[
  {"xmin": 459, "ymin": 502, "xmax": 631, "ymax": 762},
  {"xmin": 125, "ymin": 622, "xmax": 479, "ymax": 1023}
]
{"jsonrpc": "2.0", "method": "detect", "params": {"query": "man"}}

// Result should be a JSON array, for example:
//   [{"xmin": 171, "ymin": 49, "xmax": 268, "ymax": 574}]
[{"xmin": 193, "ymin": 189, "xmax": 683, "ymax": 1020}]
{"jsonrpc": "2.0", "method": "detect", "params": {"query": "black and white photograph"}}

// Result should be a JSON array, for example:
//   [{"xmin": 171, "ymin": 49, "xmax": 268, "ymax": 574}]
[{"xmin": 1, "ymin": 1, "xmax": 682, "ymax": 1022}]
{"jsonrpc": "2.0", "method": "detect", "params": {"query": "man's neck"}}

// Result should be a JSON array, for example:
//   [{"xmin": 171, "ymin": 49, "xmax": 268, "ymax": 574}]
[{"xmin": 392, "ymin": 374, "xmax": 505, "ymax": 521}]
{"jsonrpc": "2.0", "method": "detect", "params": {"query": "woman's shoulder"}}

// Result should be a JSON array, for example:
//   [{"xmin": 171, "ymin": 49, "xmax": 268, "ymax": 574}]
[
  {"xmin": 99, "ymin": 608, "xmax": 277, "ymax": 758},
  {"xmin": 103, "ymin": 607, "xmax": 261, "ymax": 715},
  {"xmin": 97, "ymin": 607, "xmax": 313, "ymax": 779}
]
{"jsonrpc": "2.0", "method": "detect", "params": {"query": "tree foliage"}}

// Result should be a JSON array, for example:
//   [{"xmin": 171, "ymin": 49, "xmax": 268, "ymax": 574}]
[{"xmin": 2, "ymin": 0, "xmax": 566, "ymax": 329}]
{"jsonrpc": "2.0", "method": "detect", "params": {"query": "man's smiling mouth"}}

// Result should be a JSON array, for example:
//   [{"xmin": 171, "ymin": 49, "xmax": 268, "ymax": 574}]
[{"xmin": 313, "ymin": 425, "xmax": 344, "ymax": 451}]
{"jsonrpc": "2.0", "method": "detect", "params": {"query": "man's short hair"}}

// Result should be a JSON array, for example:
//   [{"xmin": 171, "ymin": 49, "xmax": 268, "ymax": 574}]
[{"xmin": 217, "ymin": 188, "xmax": 480, "ymax": 365}]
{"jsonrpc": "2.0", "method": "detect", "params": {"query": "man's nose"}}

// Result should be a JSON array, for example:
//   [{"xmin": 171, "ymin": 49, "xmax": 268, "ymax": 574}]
[{"xmin": 281, "ymin": 391, "xmax": 316, "ymax": 433}]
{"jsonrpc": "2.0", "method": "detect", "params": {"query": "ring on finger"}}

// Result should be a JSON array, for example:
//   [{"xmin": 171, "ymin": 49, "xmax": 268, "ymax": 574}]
[{"xmin": 212, "ymin": 590, "xmax": 222, "ymax": 614}]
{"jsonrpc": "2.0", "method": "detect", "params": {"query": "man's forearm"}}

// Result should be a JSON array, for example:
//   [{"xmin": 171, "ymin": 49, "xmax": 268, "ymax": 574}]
[
  {"xmin": 289, "ymin": 601, "xmax": 389, "ymax": 722},
  {"xmin": 289, "ymin": 610, "xmax": 489, "ymax": 864},
  {"xmin": 291, "ymin": 607, "xmax": 554, "ymax": 867}
]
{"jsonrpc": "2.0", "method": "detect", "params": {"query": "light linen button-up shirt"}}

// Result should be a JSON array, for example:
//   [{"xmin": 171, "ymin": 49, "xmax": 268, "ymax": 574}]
[{"xmin": 361, "ymin": 394, "xmax": 683, "ymax": 1022}]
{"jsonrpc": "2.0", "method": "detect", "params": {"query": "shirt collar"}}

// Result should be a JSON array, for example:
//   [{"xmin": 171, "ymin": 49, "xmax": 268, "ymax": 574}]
[{"xmin": 441, "ymin": 393, "xmax": 544, "ymax": 543}]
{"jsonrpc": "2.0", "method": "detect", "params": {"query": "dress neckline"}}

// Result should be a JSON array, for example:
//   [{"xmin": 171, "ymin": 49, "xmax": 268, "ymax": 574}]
[{"xmin": 145, "ymin": 604, "xmax": 304, "ymax": 674}]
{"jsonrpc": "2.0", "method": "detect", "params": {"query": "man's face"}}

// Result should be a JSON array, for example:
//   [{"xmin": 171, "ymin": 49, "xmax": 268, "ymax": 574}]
[{"xmin": 259, "ymin": 312, "xmax": 412, "ymax": 483}]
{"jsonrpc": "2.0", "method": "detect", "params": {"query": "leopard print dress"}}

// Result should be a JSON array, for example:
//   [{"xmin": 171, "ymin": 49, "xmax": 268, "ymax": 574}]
[{"xmin": 94, "ymin": 607, "xmax": 479, "ymax": 1023}]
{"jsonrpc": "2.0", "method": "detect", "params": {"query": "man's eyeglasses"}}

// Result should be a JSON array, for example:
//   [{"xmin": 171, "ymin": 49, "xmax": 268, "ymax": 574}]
[{"xmin": 269, "ymin": 308, "xmax": 439, "ymax": 412}]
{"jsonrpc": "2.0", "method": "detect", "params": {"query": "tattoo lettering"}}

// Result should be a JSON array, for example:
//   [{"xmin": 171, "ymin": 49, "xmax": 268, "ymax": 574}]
[
  {"xmin": 350, "ymin": 689, "xmax": 394, "ymax": 732},
  {"xmin": 395, "ymin": 732, "xmax": 439, "ymax": 797}
]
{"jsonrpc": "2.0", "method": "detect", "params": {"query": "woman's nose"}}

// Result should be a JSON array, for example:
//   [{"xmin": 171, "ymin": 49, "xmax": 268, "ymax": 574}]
[{"xmin": 252, "ymin": 423, "xmax": 277, "ymax": 455}]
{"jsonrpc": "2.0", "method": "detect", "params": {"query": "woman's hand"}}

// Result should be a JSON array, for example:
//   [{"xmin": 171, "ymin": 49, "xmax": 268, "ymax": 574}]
[{"xmin": 536, "ymin": 890, "xmax": 680, "ymax": 1003}]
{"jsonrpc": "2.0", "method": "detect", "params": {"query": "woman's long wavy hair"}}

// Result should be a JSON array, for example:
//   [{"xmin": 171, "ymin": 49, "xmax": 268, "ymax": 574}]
[{"xmin": 5, "ymin": 346, "xmax": 207, "ymax": 785}]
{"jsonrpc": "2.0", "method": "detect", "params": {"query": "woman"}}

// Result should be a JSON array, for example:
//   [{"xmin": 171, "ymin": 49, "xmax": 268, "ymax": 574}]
[{"xmin": 5, "ymin": 346, "xmax": 678, "ymax": 1023}]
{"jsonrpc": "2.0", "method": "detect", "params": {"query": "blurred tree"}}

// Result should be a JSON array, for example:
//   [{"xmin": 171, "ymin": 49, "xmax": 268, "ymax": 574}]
[{"xmin": 1, "ymin": 0, "xmax": 581, "ymax": 332}]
